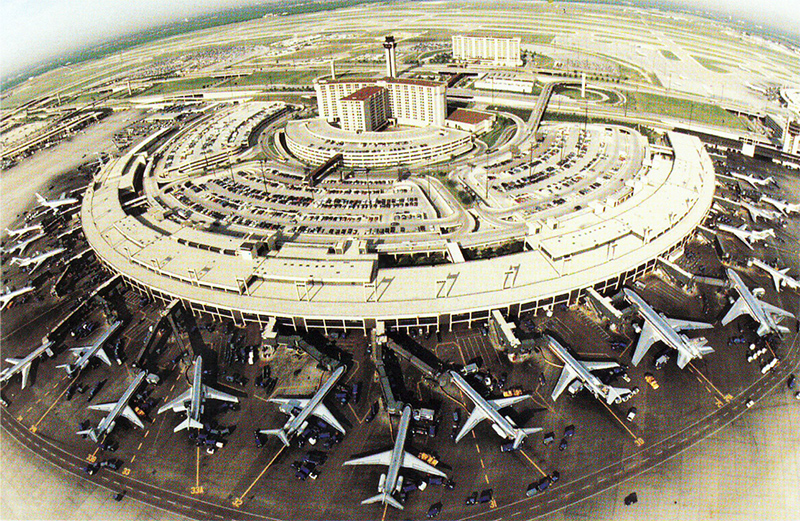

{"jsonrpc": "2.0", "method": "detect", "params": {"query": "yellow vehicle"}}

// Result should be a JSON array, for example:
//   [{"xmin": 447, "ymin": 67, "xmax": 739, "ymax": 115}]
[
  {"xmin": 644, "ymin": 373, "xmax": 659, "ymax": 390},
  {"xmin": 418, "ymin": 452, "xmax": 439, "ymax": 467},
  {"xmin": 502, "ymin": 387, "xmax": 524, "ymax": 397}
]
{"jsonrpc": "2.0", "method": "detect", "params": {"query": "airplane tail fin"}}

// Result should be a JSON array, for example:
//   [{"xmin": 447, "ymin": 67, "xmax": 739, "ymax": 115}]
[
  {"xmin": 56, "ymin": 363, "xmax": 75, "ymax": 374},
  {"xmin": 35, "ymin": 193, "xmax": 47, "ymax": 205},
  {"xmin": 78, "ymin": 429, "xmax": 101, "ymax": 443},
  {"xmin": 260, "ymin": 428, "xmax": 291, "ymax": 447},
  {"xmin": 513, "ymin": 427, "xmax": 542, "ymax": 449},
  {"xmin": 174, "ymin": 417, "xmax": 203, "ymax": 432},
  {"xmin": 606, "ymin": 386, "xmax": 632, "ymax": 405},
  {"xmin": 362, "ymin": 493, "xmax": 403, "ymax": 510}
]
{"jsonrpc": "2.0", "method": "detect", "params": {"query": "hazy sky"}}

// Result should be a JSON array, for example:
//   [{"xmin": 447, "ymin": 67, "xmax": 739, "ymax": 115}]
[{"xmin": 1, "ymin": 0, "xmax": 799, "ymax": 79}]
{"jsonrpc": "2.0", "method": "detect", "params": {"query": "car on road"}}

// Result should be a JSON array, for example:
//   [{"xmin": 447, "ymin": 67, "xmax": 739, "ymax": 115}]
[
  {"xmin": 745, "ymin": 398, "xmax": 755, "ymax": 408},
  {"xmin": 83, "ymin": 463, "xmax": 100, "ymax": 475},
  {"xmin": 564, "ymin": 425, "xmax": 575, "ymax": 438},
  {"xmin": 558, "ymin": 438, "xmax": 568, "ymax": 451},
  {"xmin": 543, "ymin": 432, "xmax": 555, "ymax": 445}
]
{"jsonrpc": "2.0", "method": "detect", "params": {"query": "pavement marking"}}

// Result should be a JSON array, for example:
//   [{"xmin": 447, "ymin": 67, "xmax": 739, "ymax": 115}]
[
  {"xmin": 598, "ymin": 398, "xmax": 644, "ymax": 446},
  {"xmin": 190, "ymin": 446, "xmax": 204, "ymax": 495},
  {"xmin": 688, "ymin": 362, "xmax": 732, "ymax": 402},
  {"xmin": 32, "ymin": 373, "xmax": 81, "ymax": 430},
  {"xmin": 519, "ymin": 450, "xmax": 548, "ymax": 478},
  {"xmin": 233, "ymin": 444, "xmax": 286, "ymax": 507}
]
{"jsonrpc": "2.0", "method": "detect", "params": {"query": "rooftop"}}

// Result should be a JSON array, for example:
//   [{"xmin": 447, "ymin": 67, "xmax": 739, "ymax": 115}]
[
  {"xmin": 447, "ymin": 108, "xmax": 494, "ymax": 125},
  {"xmin": 341, "ymin": 86, "xmax": 385, "ymax": 102}
]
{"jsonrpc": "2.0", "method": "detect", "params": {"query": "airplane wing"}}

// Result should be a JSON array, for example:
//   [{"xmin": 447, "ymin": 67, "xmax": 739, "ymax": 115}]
[
  {"xmin": 721, "ymin": 297, "xmax": 750, "ymax": 326},
  {"xmin": 158, "ymin": 389, "xmax": 192, "ymax": 413},
  {"xmin": 456, "ymin": 406, "xmax": 489, "ymax": 443},
  {"xmin": 344, "ymin": 450, "xmax": 393, "ymax": 467},
  {"xmin": 768, "ymin": 272, "xmax": 782, "ymax": 292},
  {"xmin": 269, "ymin": 397, "xmax": 310, "ymax": 408},
  {"xmin": 402, "ymin": 452, "xmax": 447, "ymax": 477},
  {"xmin": 311, "ymin": 402, "xmax": 346, "ymax": 434},
  {"xmin": 581, "ymin": 360, "xmax": 620, "ymax": 372},
  {"xmin": 664, "ymin": 317, "xmax": 713, "ymax": 332},
  {"xmin": 759, "ymin": 300, "xmax": 795, "ymax": 320},
  {"xmin": 95, "ymin": 348, "xmax": 112, "ymax": 366},
  {"xmin": 121, "ymin": 405, "xmax": 145, "ymax": 429},
  {"xmin": 203, "ymin": 385, "xmax": 238, "ymax": 403},
  {"xmin": 631, "ymin": 321, "xmax": 658, "ymax": 366},
  {"xmin": 88, "ymin": 402, "xmax": 117, "ymax": 412},
  {"xmin": 489, "ymin": 395, "xmax": 529, "ymax": 410},
  {"xmin": 550, "ymin": 365, "xmax": 579, "ymax": 401}
]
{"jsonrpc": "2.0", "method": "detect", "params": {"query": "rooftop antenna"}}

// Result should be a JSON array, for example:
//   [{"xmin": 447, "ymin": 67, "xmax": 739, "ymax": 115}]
[{"xmin": 330, "ymin": 59, "xmax": 336, "ymax": 80}]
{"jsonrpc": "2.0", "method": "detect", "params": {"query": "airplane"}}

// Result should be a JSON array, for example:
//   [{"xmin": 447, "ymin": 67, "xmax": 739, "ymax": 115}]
[
  {"xmin": 5, "ymin": 224, "xmax": 43, "ymax": 238},
  {"xmin": 11, "ymin": 247, "xmax": 66, "ymax": 272},
  {"xmin": 157, "ymin": 355, "xmax": 238, "ymax": 432},
  {"xmin": 1, "ymin": 286, "xmax": 35, "ymax": 310},
  {"xmin": 623, "ymin": 289, "xmax": 714, "ymax": 369},
  {"xmin": 0, "ymin": 341, "xmax": 55, "ymax": 389},
  {"xmin": 344, "ymin": 405, "xmax": 446, "ymax": 510},
  {"xmin": 79, "ymin": 370, "xmax": 147, "ymax": 443},
  {"xmin": 739, "ymin": 201, "xmax": 781, "ymax": 222},
  {"xmin": 545, "ymin": 335, "xmax": 631, "ymax": 405},
  {"xmin": 760, "ymin": 195, "xmax": 800, "ymax": 215},
  {"xmin": 6, "ymin": 231, "xmax": 46, "ymax": 255},
  {"xmin": 35, "ymin": 192, "xmax": 79, "ymax": 212},
  {"xmin": 716, "ymin": 223, "xmax": 775, "ymax": 249},
  {"xmin": 57, "ymin": 321, "xmax": 122, "ymax": 375},
  {"xmin": 449, "ymin": 370, "xmax": 540, "ymax": 449},
  {"xmin": 731, "ymin": 172, "xmax": 775, "ymax": 188},
  {"xmin": 722, "ymin": 268, "xmax": 795, "ymax": 337},
  {"xmin": 260, "ymin": 365, "xmax": 346, "ymax": 447},
  {"xmin": 749, "ymin": 258, "xmax": 800, "ymax": 292}
]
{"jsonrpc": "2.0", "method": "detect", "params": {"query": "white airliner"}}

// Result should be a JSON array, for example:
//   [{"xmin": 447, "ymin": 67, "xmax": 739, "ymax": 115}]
[
  {"xmin": 0, "ymin": 286, "xmax": 35, "ymax": 310},
  {"xmin": 623, "ymin": 289, "xmax": 714, "ymax": 369},
  {"xmin": 35, "ymin": 192, "xmax": 79, "ymax": 212},
  {"xmin": 57, "ymin": 321, "xmax": 122, "ymax": 375},
  {"xmin": 739, "ymin": 201, "xmax": 781, "ymax": 222},
  {"xmin": 760, "ymin": 195, "xmax": 800, "ymax": 215},
  {"xmin": 260, "ymin": 365, "xmax": 346, "ymax": 447},
  {"xmin": 0, "ymin": 341, "xmax": 55, "ymax": 388},
  {"xmin": 545, "ymin": 335, "xmax": 631, "ymax": 405},
  {"xmin": 749, "ymin": 258, "xmax": 800, "ymax": 292},
  {"xmin": 716, "ymin": 223, "xmax": 775, "ymax": 249},
  {"xmin": 5, "ymin": 224, "xmax": 43, "ymax": 238},
  {"xmin": 157, "ymin": 356, "xmax": 238, "ymax": 432},
  {"xmin": 731, "ymin": 172, "xmax": 774, "ymax": 188},
  {"xmin": 344, "ymin": 405, "xmax": 446, "ymax": 510},
  {"xmin": 449, "ymin": 370, "xmax": 540, "ymax": 449},
  {"xmin": 79, "ymin": 370, "xmax": 147, "ymax": 443},
  {"xmin": 11, "ymin": 248, "xmax": 66, "ymax": 272},
  {"xmin": 6, "ymin": 231, "xmax": 46, "ymax": 255},
  {"xmin": 722, "ymin": 269, "xmax": 795, "ymax": 337}
]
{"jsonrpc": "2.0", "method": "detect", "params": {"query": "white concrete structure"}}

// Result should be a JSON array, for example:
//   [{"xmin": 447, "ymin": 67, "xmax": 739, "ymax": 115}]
[
  {"xmin": 339, "ymin": 86, "xmax": 389, "ymax": 132},
  {"xmin": 473, "ymin": 72, "xmax": 535, "ymax": 94},
  {"xmin": 452, "ymin": 35, "xmax": 522, "ymax": 67},
  {"xmin": 315, "ymin": 77, "xmax": 447, "ymax": 128}
]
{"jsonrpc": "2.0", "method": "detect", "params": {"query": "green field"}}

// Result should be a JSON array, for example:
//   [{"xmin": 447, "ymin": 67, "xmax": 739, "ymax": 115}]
[
  {"xmin": 660, "ymin": 49, "xmax": 680, "ymax": 61},
  {"xmin": 140, "ymin": 76, "xmax": 229, "ymax": 95},
  {"xmin": 478, "ymin": 116, "xmax": 515, "ymax": 149},
  {"xmin": 225, "ymin": 70, "xmax": 327, "ymax": 87},
  {"xmin": 485, "ymin": 105, "xmax": 533, "ymax": 121},
  {"xmin": 692, "ymin": 56, "xmax": 729, "ymax": 73},
  {"xmin": 629, "ymin": 92, "xmax": 746, "ymax": 129}
]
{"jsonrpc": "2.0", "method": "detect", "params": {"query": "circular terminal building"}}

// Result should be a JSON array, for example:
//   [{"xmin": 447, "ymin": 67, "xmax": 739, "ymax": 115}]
[{"xmin": 82, "ymin": 91, "xmax": 715, "ymax": 335}]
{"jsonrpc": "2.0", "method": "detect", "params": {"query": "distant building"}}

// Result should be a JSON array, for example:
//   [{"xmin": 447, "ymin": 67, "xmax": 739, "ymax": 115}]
[
  {"xmin": 315, "ymin": 77, "xmax": 447, "ymax": 129},
  {"xmin": 473, "ymin": 72, "xmax": 535, "ymax": 94},
  {"xmin": 452, "ymin": 35, "xmax": 522, "ymax": 67},
  {"xmin": 765, "ymin": 113, "xmax": 800, "ymax": 155}
]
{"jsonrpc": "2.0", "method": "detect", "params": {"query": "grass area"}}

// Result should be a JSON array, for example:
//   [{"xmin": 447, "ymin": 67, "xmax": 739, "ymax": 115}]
[
  {"xmin": 628, "ymin": 92, "xmax": 746, "ymax": 130},
  {"xmin": 530, "ymin": 53, "xmax": 555, "ymax": 69},
  {"xmin": 478, "ymin": 116, "xmax": 515, "ymax": 149},
  {"xmin": 648, "ymin": 73, "xmax": 663, "ymax": 87},
  {"xmin": 224, "ymin": 69, "xmax": 326, "ymax": 86},
  {"xmin": 485, "ymin": 105, "xmax": 533, "ymax": 121},
  {"xmin": 556, "ymin": 88, "xmax": 605, "ymax": 102},
  {"xmin": 140, "ymin": 76, "xmax": 228, "ymax": 95},
  {"xmin": 660, "ymin": 49, "xmax": 680, "ymax": 61},
  {"xmin": 431, "ymin": 171, "xmax": 474, "ymax": 207},
  {"xmin": 692, "ymin": 56, "xmax": 729, "ymax": 73}
]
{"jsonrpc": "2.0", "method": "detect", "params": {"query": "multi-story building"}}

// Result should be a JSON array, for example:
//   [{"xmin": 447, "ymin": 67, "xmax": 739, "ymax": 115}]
[
  {"xmin": 452, "ymin": 35, "xmax": 522, "ymax": 67},
  {"xmin": 339, "ymin": 86, "xmax": 389, "ymax": 132},
  {"xmin": 315, "ymin": 77, "xmax": 447, "ymax": 129}
]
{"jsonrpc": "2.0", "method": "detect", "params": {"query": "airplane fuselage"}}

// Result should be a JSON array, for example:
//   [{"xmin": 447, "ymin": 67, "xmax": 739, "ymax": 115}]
[
  {"xmin": 285, "ymin": 365, "xmax": 345, "ymax": 436},
  {"xmin": 0, "ymin": 341, "xmax": 54, "ymax": 385},
  {"xmin": 96, "ymin": 371, "xmax": 147, "ymax": 435},
  {"xmin": 189, "ymin": 358, "xmax": 204, "ymax": 423},
  {"xmin": 625, "ymin": 290, "xmax": 702, "ymax": 359},
  {"xmin": 752, "ymin": 259, "xmax": 800, "ymax": 291},
  {"xmin": 728, "ymin": 270, "xmax": 776, "ymax": 331},
  {"xmin": 547, "ymin": 338, "xmax": 606, "ymax": 397},
  {"xmin": 383, "ymin": 407, "xmax": 411, "ymax": 494},
  {"xmin": 449, "ymin": 371, "xmax": 516, "ymax": 439},
  {"xmin": 71, "ymin": 321, "xmax": 121, "ymax": 371}
]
